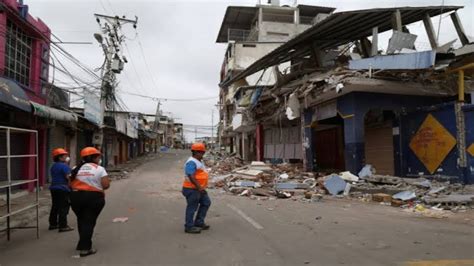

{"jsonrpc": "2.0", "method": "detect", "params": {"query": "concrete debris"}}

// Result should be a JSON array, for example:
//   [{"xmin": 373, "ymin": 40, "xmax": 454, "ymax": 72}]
[
  {"xmin": 230, "ymin": 181, "xmax": 261, "ymax": 188},
  {"xmin": 285, "ymin": 92, "xmax": 300, "ymax": 120},
  {"xmin": 323, "ymin": 175, "xmax": 347, "ymax": 196},
  {"xmin": 414, "ymin": 180, "xmax": 432, "ymax": 188},
  {"xmin": 343, "ymin": 183, "xmax": 352, "ymax": 196},
  {"xmin": 428, "ymin": 186, "xmax": 446, "ymax": 195},
  {"xmin": 339, "ymin": 171, "xmax": 359, "ymax": 182},
  {"xmin": 424, "ymin": 195, "xmax": 474, "ymax": 205},
  {"xmin": 393, "ymin": 191, "xmax": 417, "ymax": 201},
  {"xmin": 112, "ymin": 217, "xmax": 129, "ymax": 223},
  {"xmin": 303, "ymin": 178, "xmax": 317, "ymax": 188},
  {"xmin": 275, "ymin": 182, "xmax": 310, "ymax": 190},
  {"xmin": 358, "ymin": 164, "xmax": 375, "ymax": 179},
  {"xmin": 206, "ymin": 152, "xmax": 474, "ymax": 215}
]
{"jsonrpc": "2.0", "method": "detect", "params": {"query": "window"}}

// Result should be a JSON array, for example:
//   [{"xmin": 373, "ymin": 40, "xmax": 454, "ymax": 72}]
[{"xmin": 5, "ymin": 20, "xmax": 33, "ymax": 87}]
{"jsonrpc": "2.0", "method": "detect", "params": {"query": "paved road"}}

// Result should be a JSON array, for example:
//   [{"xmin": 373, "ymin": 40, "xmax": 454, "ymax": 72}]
[{"xmin": 1, "ymin": 150, "xmax": 473, "ymax": 266}]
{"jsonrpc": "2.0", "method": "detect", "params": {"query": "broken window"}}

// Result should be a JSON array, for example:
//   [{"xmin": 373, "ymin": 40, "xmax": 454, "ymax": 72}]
[{"xmin": 5, "ymin": 20, "xmax": 32, "ymax": 87}]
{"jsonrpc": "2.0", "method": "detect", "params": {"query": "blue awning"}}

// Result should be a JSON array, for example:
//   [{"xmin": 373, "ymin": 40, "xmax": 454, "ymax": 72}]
[{"xmin": 0, "ymin": 78, "xmax": 31, "ymax": 112}]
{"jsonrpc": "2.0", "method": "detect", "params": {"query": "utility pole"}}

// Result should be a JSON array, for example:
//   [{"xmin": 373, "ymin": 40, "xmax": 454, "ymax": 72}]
[
  {"xmin": 211, "ymin": 109, "xmax": 214, "ymax": 150},
  {"xmin": 93, "ymin": 13, "xmax": 138, "ymax": 164}
]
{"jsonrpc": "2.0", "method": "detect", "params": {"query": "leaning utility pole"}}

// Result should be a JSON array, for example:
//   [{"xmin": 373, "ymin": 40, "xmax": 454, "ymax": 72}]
[{"xmin": 92, "ymin": 14, "xmax": 138, "ymax": 163}]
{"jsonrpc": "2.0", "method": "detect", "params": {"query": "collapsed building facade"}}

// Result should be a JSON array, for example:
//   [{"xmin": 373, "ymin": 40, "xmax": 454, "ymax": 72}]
[{"xmin": 217, "ymin": 3, "xmax": 474, "ymax": 184}]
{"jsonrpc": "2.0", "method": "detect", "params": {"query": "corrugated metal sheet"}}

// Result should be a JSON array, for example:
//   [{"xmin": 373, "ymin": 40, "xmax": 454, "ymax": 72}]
[{"xmin": 349, "ymin": 50, "xmax": 436, "ymax": 70}]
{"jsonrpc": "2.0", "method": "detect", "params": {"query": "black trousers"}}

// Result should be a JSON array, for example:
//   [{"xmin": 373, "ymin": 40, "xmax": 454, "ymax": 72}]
[
  {"xmin": 70, "ymin": 191, "xmax": 105, "ymax": 251},
  {"xmin": 49, "ymin": 190, "xmax": 70, "ymax": 228}
]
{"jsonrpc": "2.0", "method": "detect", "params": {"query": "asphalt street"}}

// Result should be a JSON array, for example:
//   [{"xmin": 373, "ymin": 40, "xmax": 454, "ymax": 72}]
[{"xmin": 1, "ymin": 150, "xmax": 473, "ymax": 266}]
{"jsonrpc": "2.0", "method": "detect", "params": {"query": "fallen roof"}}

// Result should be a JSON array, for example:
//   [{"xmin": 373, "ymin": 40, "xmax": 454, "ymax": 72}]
[{"xmin": 221, "ymin": 5, "xmax": 463, "ymax": 87}]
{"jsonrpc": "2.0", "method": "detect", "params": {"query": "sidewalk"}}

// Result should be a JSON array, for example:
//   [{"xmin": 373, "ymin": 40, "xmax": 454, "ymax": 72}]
[{"xmin": 0, "ymin": 152, "xmax": 158, "ymax": 238}]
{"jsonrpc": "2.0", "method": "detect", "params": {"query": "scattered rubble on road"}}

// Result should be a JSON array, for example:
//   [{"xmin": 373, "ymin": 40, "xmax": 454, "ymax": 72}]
[
  {"xmin": 205, "ymin": 153, "xmax": 474, "ymax": 217},
  {"xmin": 107, "ymin": 153, "xmax": 157, "ymax": 180}
]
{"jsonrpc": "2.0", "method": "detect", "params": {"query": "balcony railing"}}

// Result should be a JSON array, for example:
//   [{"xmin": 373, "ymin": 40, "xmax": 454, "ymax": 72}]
[{"xmin": 227, "ymin": 29, "xmax": 258, "ymax": 42}]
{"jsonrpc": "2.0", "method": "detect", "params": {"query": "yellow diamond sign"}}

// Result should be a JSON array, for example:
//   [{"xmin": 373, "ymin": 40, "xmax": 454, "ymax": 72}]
[
  {"xmin": 409, "ymin": 114, "xmax": 457, "ymax": 174},
  {"xmin": 468, "ymin": 144, "xmax": 474, "ymax": 157}
]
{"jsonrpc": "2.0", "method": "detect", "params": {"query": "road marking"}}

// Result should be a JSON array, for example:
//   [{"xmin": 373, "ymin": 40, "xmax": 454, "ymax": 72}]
[{"xmin": 227, "ymin": 204, "xmax": 264, "ymax": 230}]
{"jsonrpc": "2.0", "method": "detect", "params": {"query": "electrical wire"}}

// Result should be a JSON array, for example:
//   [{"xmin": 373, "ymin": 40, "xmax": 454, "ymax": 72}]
[{"xmin": 117, "ymin": 90, "xmax": 218, "ymax": 102}]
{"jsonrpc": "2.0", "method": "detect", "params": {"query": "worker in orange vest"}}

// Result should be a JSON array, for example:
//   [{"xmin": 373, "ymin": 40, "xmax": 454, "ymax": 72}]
[
  {"xmin": 182, "ymin": 143, "xmax": 211, "ymax": 234},
  {"xmin": 69, "ymin": 147, "xmax": 111, "ymax": 257}
]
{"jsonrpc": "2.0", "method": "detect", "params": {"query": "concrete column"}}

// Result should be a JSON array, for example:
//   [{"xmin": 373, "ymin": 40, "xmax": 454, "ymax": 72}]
[
  {"xmin": 423, "ymin": 14, "xmax": 438, "ymax": 49},
  {"xmin": 338, "ymin": 95, "xmax": 366, "ymax": 174},
  {"xmin": 371, "ymin": 27, "xmax": 378, "ymax": 57},
  {"xmin": 392, "ymin": 10, "xmax": 402, "ymax": 32},
  {"xmin": 301, "ymin": 109, "xmax": 314, "ymax": 171},
  {"xmin": 450, "ymin": 12, "xmax": 470, "ymax": 46},
  {"xmin": 256, "ymin": 124, "xmax": 264, "ymax": 161},
  {"xmin": 294, "ymin": 9, "xmax": 299, "ymax": 25}
]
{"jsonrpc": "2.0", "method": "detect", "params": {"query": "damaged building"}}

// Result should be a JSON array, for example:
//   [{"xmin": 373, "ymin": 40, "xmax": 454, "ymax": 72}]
[{"xmin": 216, "ymin": 3, "xmax": 474, "ymax": 184}]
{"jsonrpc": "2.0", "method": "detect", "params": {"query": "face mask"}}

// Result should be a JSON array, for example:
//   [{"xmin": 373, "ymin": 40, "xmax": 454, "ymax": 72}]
[{"xmin": 65, "ymin": 157, "xmax": 71, "ymax": 162}]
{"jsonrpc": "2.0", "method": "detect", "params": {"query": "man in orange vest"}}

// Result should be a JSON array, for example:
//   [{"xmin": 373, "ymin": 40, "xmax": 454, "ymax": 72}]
[{"xmin": 182, "ymin": 143, "xmax": 211, "ymax": 234}]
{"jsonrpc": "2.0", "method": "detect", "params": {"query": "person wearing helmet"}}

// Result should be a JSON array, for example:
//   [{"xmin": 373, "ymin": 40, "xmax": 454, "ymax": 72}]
[
  {"xmin": 48, "ymin": 148, "xmax": 74, "ymax": 232},
  {"xmin": 182, "ymin": 142, "xmax": 211, "ymax": 234},
  {"xmin": 69, "ymin": 147, "xmax": 111, "ymax": 257}
]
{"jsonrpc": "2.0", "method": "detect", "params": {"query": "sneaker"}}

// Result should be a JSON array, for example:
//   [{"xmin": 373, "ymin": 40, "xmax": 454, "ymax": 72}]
[
  {"xmin": 195, "ymin": 224, "xmax": 210, "ymax": 230},
  {"xmin": 48, "ymin": 225, "xmax": 58, "ymax": 230},
  {"xmin": 58, "ymin": 226, "xmax": 74, "ymax": 233},
  {"xmin": 184, "ymin": 227, "xmax": 202, "ymax": 234},
  {"xmin": 79, "ymin": 249, "xmax": 97, "ymax": 257}
]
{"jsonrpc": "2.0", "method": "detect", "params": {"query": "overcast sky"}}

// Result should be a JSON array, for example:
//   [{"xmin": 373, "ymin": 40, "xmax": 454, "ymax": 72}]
[{"xmin": 27, "ymin": 0, "xmax": 473, "ymax": 141}]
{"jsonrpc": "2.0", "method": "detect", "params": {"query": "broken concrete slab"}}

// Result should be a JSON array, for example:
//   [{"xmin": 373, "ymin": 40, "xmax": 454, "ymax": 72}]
[
  {"xmin": 323, "ymin": 175, "xmax": 347, "ymax": 196},
  {"xmin": 249, "ymin": 161, "xmax": 272, "ymax": 171},
  {"xmin": 393, "ymin": 191, "xmax": 417, "ymax": 201},
  {"xmin": 365, "ymin": 175, "xmax": 403, "ymax": 185},
  {"xmin": 233, "ymin": 169, "xmax": 263, "ymax": 178},
  {"xmin": 275, "ymin": 182, "xmax": 310, "ymax": 190},
  {"xmin": 424, "ymin": 194, "xmax": 474, "ymax": 204},
  {"xmin": 339, "ymin": 171, "xmax": 359, "ymax": 182},
  {"xmin": 428, "ymin": 186, "xmax": 446, "ymax": 195},
  {"xmin": 229, "ymin": 181, "xmax": 261, "ymax": 188}
]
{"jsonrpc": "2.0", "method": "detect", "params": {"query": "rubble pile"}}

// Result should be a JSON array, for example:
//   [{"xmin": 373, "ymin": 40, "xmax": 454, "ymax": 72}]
[
  {"xmin": 208, "ymin": 159, "xmax": 474, "ymax": 216},
  {"xmin": 204, "ymin": 151, "xmax": 244, "ymax": 176}
]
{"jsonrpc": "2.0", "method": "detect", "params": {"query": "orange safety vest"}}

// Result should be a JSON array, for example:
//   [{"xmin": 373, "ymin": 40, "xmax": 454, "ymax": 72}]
[
  {"xmin": 70, "ymin": 163, "xmax": 104, "ymax": 193},
  {"xmin": 183, "ymin": 157, "xmax": 209, "ymax": 189}
]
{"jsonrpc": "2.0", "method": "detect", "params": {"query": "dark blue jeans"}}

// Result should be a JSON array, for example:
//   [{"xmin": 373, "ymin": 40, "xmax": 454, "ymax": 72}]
[{"xmin": 182, "ymin": 188, "xmax": 211, "ymax": 229}]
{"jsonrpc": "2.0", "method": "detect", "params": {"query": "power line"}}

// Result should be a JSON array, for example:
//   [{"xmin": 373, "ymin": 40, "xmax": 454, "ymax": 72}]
[{"xmin": 118, "ymin": 90, "xmax": 218, "ymax": 102}]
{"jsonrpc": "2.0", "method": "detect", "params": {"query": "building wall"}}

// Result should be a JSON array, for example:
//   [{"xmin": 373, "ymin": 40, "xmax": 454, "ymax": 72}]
[
  {"xmin": 464, "ymin": 105, "xmax": 474, "ymax": 184},
  {"xmin": 258, "ymin": 22, "xmax": 310, "ymax": 42},
  {"xmin": 336, "ymin": 92, "xmax": 445, "ymax": 175},
  {"xmin": 0, "ymin": 0, "xmax": 51, "ymax": 104},
  {"xmin": 400, "ymin": 103, "xmax": 464, "ymax": 182}
]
